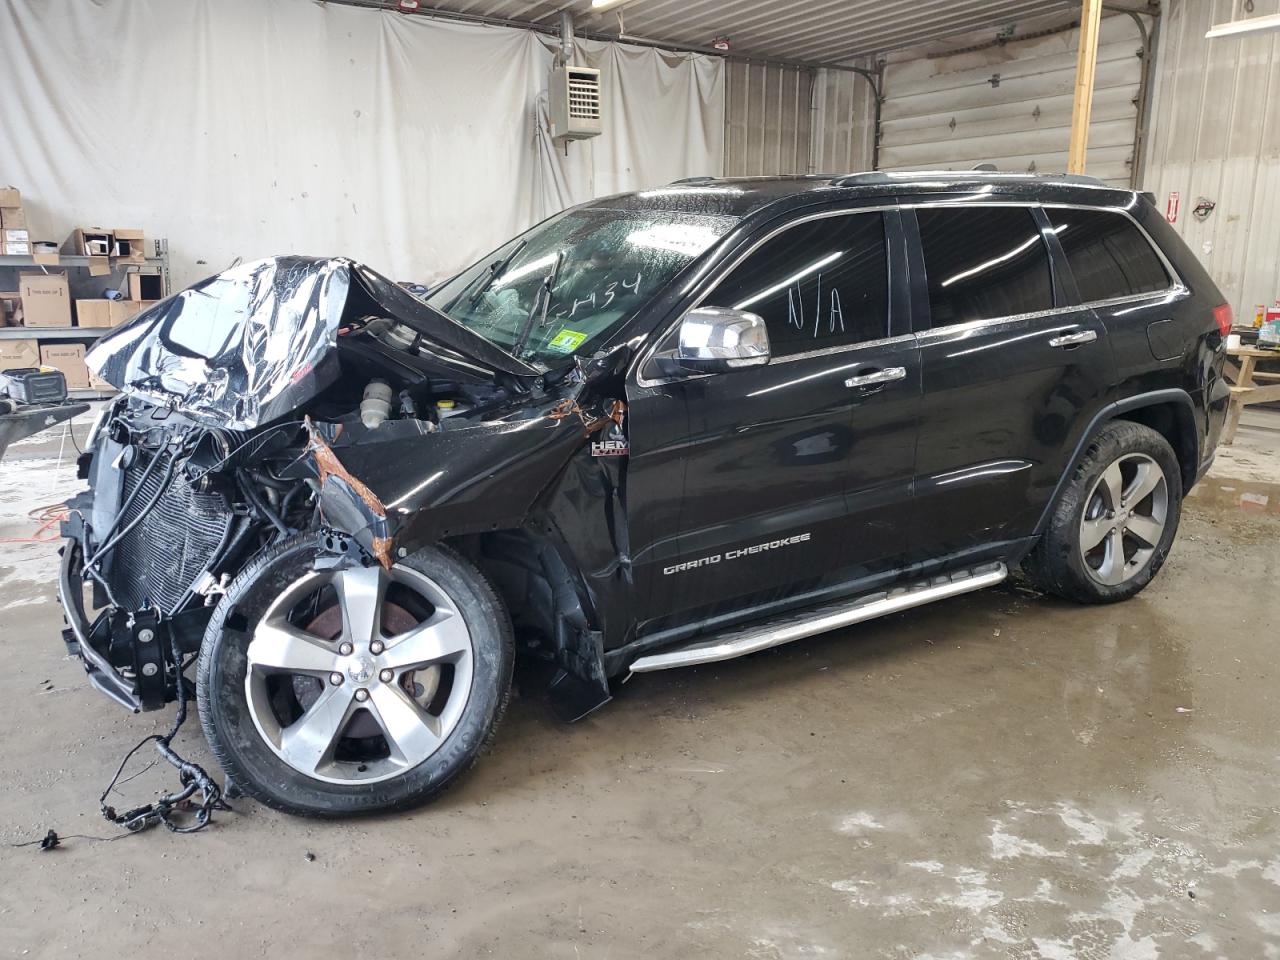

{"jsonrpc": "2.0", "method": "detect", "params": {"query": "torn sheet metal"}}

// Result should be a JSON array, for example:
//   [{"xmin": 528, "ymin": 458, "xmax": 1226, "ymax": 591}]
[
  {"xmin": 546, "ymin": 397, "xmax": 626, "ymax": 436},
  {"xmin": 86, "ymin": 256, "xmax": 538, "ymax": 430},
  {"xmin": 305, "ymin": 417, "xmax": 394, "ymax": 569}
]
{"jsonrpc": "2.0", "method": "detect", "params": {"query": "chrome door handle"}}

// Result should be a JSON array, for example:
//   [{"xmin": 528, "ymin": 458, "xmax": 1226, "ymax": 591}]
[
  {"xmin": 1048, "ymin": 330, "xmax": 1098, "ymax": 348},
  {"xmin": 845, "ymin": 367, "xmax": 906, "ymax": 389}
]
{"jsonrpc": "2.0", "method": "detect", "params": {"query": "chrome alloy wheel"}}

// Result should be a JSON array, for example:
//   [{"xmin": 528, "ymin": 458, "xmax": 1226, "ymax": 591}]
[
  {"xmin": 244, "ymin": 564, "xmax": 474, "ymax": 784},
  {"xmin": 1079, "ymin": 452, "xmax": 1169, "ymax": 586}
]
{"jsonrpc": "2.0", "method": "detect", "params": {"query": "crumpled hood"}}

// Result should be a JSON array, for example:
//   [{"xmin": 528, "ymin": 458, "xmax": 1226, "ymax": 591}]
[{"xmin": 86, "ymin": 256, "xmax": 538, "ymax": 430}]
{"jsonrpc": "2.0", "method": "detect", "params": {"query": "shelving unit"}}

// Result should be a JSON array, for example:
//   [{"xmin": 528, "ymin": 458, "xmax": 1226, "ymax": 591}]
[
  {"xmin": 0, "ymin": 243, "xmax": 170, "ymax": 394},
  {"xmin": 0, "ymin": 326, "xmax": 108, "ymax": 341},
  {"xmin": 0, "ymin": 245, "xmax": 170, "ymax": 301},
  {"xmin": 0, "ymin": 252, "xmax": 169, "ymax": 275}
]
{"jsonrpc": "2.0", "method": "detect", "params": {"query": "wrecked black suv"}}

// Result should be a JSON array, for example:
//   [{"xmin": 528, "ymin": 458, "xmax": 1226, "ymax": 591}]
[{"xmin": 60, "ymin": 172, "xmax": 1230, "ymax": 816}]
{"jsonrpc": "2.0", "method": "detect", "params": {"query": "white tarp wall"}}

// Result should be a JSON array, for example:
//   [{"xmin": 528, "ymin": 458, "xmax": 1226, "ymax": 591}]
[{"xmin": 0, "ymin": 0, "xmax": 724, "ymax": 289}]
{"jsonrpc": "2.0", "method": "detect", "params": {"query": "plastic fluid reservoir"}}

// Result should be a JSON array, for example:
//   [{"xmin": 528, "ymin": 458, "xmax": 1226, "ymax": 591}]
[
  {"xmin": 436, "ymin": 399, "xmax": 467, "ymax": 418},
  {"xmin": 361, "ymin": 380, "xmax": 393, "ymax": 428}
]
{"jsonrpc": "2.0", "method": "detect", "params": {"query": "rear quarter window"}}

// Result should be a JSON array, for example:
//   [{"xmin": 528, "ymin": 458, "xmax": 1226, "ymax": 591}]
[{"xmin": 1046, "ymin": 208, "xmax": 1172, "ymax": 303}]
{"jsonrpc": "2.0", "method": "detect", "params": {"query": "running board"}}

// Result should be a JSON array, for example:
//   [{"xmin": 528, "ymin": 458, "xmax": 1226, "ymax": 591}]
[{"xmin": 628, "ymin": 562, "xmax": 1008, "ymax": 674}]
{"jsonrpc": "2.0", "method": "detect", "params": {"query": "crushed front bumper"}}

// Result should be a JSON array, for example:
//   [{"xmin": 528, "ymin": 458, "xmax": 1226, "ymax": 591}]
[{"xmin": 58, "ymin": 541, "xmax": 141, "ymax": 712}]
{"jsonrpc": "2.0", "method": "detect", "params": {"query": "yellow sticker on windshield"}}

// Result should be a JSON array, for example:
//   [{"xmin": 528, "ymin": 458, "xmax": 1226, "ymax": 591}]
[{"xmin": 547, "ymin": 329, "xmax": 588, "ymax": 353}]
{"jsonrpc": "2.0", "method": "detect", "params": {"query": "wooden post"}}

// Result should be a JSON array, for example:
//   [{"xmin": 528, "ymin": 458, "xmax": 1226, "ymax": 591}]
[{"xmin": 1068, "ymin": 0, "xmax": 1104, "ymax": 174}]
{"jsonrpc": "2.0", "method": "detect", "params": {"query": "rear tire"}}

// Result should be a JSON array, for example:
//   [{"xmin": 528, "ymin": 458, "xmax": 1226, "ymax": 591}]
[
  {"xmin": 196, "ymin": 533, "xmax": 513, "ymax": 817},
  {"xmin": 1023, "ymin": 420, "xmax": 1182, "ymax": 604}
]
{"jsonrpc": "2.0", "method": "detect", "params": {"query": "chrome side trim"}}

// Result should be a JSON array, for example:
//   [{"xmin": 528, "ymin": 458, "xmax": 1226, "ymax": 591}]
[
  {"xmin": 1049, "ymin": 330, "xmax": 1099, "ymax": 347},
  {"xmin": 846, "ymin": 366, "xmax": 906, "ymax": 388},
  {"xmin": 770, "ymin": 331, "xmax": 915, "ymax": 364},
  {"xmin": 628, "ymin": 562, "xmax": 1008, "ymax": 674},
  {"xmin": 913, "ymin": 305, "xmax": 1080, "ymax": 344}
]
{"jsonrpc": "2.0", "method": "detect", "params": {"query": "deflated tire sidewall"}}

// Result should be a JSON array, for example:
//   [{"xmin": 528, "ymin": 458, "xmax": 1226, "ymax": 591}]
[{"xmin": 196, "ymin": 533, "xmax": 513, "ymax": 817}]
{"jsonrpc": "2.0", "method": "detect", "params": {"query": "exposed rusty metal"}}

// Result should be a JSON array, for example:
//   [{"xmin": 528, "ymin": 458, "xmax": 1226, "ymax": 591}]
[
  {"xmin": 304, "ymin": 416, "xmax": 394, "ymax": 569},
  {"xmin": 546, "ymin": 398, "xmax": 626, "ymax": 436}
]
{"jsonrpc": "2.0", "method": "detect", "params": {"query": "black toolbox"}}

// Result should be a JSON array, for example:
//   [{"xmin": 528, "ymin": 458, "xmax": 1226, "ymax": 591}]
[{"xmin": 1, "ymin": 368, "xmax": 69, "ymax": 404}]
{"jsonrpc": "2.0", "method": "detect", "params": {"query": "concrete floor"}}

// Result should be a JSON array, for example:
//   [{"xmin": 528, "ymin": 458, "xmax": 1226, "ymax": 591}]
[{"xmin": 1, "ymin": 408, "xmax": 1278, "ymax": 960}]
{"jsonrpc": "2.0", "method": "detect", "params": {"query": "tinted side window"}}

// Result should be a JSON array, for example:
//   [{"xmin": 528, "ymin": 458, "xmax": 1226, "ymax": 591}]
[
  {"xmin": 917, "ymin": 207, "xmax": 1053, "ymax": 326},
  {"xmin": 1046, "ymin": 208, "xmax": 1171, "ymax": 302},
  {"xmin": 704, "ymin": 213, "xmax": 888, "ymax": 357}
]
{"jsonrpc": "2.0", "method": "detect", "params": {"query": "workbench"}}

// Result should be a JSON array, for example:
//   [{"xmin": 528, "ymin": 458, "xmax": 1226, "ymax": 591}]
[{"xmin": 1224, "ymin": 344, "xmax": 1280, "ymax": 444}]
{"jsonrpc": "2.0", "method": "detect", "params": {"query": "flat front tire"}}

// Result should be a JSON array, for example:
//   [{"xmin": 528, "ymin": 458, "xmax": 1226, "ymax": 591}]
[
  {"xmin": 1024, "ymin": 420, "xmax": 1183, "ymax": 604},
  {"xmin": 196, "ymin": 533, "xmax": 513, "ymax": 817}
]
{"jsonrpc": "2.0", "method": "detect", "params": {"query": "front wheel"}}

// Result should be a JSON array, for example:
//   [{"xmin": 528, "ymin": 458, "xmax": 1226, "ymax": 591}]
[
  {"xmin": 196, "ymin": 534, "xmax": 513, "ymax": 817},
  {"xmin": 1023, "ymin": 420, "xmax": 1183, "ymax": 604}
]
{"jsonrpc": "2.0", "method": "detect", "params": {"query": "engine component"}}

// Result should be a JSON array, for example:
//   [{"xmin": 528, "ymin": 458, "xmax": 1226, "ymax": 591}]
[{"xmin": 360, "ymin": 379, "xmax": 393, "ymax": 428}]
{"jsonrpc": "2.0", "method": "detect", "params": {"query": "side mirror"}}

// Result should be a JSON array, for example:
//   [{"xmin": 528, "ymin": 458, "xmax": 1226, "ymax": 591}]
[{"xmin": 674, "ymin": 306, "xmax": 770, "ymax": 374}]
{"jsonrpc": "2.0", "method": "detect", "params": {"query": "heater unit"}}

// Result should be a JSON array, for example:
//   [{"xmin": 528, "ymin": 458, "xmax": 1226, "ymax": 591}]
[{"xmin": 549, "ymin": 66, "xmax": 602, "ymax": 140}]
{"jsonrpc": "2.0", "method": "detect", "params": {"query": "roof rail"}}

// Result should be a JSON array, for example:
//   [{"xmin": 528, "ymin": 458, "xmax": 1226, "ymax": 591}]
[
  {"xmin": 668, "ymin": 175, "xmax": 719, "ymax": 185},
  {"xmin": 829, "ymin": 169, "xmax": 1111, "ymax": 188}
]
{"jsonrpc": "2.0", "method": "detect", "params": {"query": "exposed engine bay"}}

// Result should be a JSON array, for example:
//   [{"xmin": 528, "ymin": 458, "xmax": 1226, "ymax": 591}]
[{"xmin": 59, "ymin": 256, "xmax": 630, "ymax": 729}]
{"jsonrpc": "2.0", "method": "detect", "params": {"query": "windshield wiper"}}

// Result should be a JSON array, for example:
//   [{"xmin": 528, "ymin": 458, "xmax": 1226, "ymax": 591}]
[
  {"xmin": 512, "ymin": 250, "xmax": 564, "ymax": 359},
  {"xmin": 448, "ymin": 239, "xmax": 528, "ymax": 310}
]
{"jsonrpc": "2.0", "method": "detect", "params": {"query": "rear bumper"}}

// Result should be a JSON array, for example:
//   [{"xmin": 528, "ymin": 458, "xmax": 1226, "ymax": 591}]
[{"xmin": 58, "ymin": 541, "xmax": 140, "ymax": 712}]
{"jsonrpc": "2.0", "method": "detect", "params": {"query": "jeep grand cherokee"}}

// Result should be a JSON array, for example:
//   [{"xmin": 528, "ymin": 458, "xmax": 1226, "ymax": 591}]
[{"xmin": 59, "ymin": 172, "xmax": 1231, "ymax": 817}]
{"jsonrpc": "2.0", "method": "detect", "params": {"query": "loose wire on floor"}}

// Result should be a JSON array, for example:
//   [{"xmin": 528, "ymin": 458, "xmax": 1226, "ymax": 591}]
[
  {"xmin": 0, "ymin": 503, "xmax": 70, "ymax": 544},
  {"xmin": 98, "ymin": 636, "xmax": 231, "ymax": 834}
]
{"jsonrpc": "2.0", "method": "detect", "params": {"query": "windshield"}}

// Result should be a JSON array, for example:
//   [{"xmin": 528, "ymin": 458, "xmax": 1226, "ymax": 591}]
[{"xmin": 427, "ymin": 207, "xmax": 737, "ymax": 366}]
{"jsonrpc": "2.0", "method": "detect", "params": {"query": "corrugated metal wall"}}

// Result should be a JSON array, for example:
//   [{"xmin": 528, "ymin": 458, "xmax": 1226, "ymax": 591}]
[
  {"xmin": 812, "ymin": 67, "xmax": 878, "ymax": 174},
  {"xmin": 724, "ymin": 62, "xmax": 876, "ymax": 177},
  {"xmin": 1143, "ymin": 0, "xmax": 1280, "ymax": 317},
  {"xmin": 878, "ymin": 14, "xmax": 1146, "ymax": 187},
  {"xmin": 723, "ymin": 61, "xmax": 813, "ymax": 176}
]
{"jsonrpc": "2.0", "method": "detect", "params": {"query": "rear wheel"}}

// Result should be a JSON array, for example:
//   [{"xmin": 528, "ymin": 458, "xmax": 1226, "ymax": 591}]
[
  {"xmin": 1024, "ymin": 420, "xmax": 1182, "ymax": 604},
  {"xmin": 197, "ymin": 533, "xmax": 513, "ymax": 816}
]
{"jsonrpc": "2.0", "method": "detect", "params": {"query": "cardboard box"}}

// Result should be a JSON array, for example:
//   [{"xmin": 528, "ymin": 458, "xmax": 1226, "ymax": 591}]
[
  {"xmin": 127, "ymin": 272, "xmax": 164, "ymax": 301},
  {"xmin": 3, "ymin": 227, "xmax": 31, "ymax": 256},
  {"xmin": 1, "ymin": 207, "xmax": 28, "ymax": 230},
  {"xmin": 110, "ymin": 300, "xmax": 141, "ymax": 326},
  {"xmin": 39, "ymin": 342, "xmax": 89, "ymax": 390},
  {"xmin": 18, "ymin": 272, "xmax": 71, "ymax": 327},
  {"xmin": 62, "ymin": 227, "xmax": 113, "ymax": 257},
  {"xmin": 113, "ymin": 228, "xmax": 145, "ymax": 262},
  {"xmin": 0, "ymin": 337, "xmax": 39, "ymax": 370},
  {"xmin": 75, "ymin": 299, "xmax": 142, "ymax": 329},
  {"xmin": 88, "ymin": 370, "xmax": 114, "ymax": 393},
  {"xmin": 76, "ymin": 299, "xmax": 113, "ymax": 328},
  {"xmin": 1, "ymin": 290, "xmax": 24, "ymax": 327},
  {"xmin": 0, "ymin": 186, "xmax": 20, "ymax": 207}
]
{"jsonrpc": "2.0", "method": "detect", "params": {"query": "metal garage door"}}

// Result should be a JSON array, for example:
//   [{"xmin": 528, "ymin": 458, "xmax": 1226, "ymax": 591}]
[
  {"xmin": 877, "ymin": 14, "xmax": 1146, "ymax": 188},
  {"xmin": 724, "ymin": 60, "xmax": 814, "ymax": 177}
]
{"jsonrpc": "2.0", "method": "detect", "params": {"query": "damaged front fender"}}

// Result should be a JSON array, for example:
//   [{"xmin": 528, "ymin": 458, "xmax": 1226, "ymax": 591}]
[{"xmin": 304, "ymin": 417, "xmax": 395, "ymax": 569}]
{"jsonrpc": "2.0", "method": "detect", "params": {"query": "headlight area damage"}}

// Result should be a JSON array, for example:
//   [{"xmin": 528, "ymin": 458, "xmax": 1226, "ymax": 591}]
[{"xmin": 57, "ymin": 256, "xmax": 632, "ymax": 831}]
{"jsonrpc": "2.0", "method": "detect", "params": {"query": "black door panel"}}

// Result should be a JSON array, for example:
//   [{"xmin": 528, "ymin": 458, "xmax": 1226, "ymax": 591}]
[
  {"xmin": 657, "ymin": 339, "xmax": 919, "ymax": 621},
  {"xmin": 905, "ymin": 204, "xmax": 1115, "ymax": 560},
  {"xmin": 629, "ymin": 206, "xmax": 920, "ymax": 631}
]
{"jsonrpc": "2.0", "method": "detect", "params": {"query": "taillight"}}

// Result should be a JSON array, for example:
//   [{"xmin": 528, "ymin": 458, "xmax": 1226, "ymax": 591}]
[{"xmin": 1213, "ymin": 303, "xmax": 1233, "ymax": 337}]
